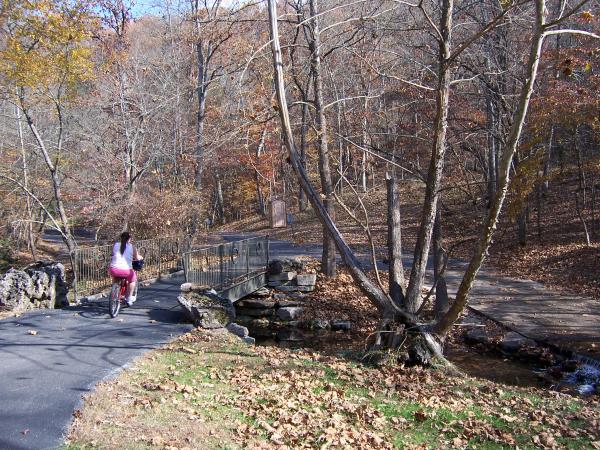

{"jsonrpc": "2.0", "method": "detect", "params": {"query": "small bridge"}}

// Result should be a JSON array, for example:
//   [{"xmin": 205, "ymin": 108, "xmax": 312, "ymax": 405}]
[
  {"xmin": 183, "ymin": 236, "xmax": 269, "ymax": 301},
  {"xmin": 75, "ymin": 236, "xmax": 270, "ymax": 302}
]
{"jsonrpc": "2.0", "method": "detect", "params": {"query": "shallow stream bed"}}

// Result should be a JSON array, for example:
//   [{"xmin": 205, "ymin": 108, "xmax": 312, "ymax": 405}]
[{"xmin": 252, "ymin": 327, "xmax": 548, "ymax": 389}]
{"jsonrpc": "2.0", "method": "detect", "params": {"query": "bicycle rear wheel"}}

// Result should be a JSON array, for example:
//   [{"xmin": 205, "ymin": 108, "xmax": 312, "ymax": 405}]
[{"xmin": 109, "ymin": 283, "xmax": 121, "ymax": 318}]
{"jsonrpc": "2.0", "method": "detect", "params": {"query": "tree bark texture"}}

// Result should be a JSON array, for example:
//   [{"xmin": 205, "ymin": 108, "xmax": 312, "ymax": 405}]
[
  {"xmin": 386, "ymin": 173, "xmax": 405, "ymax": 306},
  {"xmin": 405, "ymin": 0, "xmax": 453, "ymax": 314},
  {"xmin": 432, "ymin": 208, "xmax": 449, "ymax": 319},
  {"xmin": 309, "ymin": 0, "xmax": 336, "ymax": 277}
]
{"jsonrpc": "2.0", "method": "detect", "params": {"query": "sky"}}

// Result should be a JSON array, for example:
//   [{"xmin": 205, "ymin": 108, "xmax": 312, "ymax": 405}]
[{"xmin": 131, "ymin": 0, "xmax": 245, "ymax": 18}]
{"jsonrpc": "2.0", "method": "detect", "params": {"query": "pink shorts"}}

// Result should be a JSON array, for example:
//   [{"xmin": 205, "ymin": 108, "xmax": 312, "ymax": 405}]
[{"xmin": 108, "ymin": 267, "xmax": 137, "ymax": 283}]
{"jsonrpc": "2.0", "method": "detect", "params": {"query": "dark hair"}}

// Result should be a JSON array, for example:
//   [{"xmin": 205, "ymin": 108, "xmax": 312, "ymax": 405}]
[{"xmin": 120, "ymin": 232, "xmax": 130, "ymax": 255}]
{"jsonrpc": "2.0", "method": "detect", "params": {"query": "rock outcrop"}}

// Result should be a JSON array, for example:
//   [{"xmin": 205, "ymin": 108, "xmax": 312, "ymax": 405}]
[
  {"xmin": 26, "ymin": 261, "xmax": 69, "ymax": 308},
  {"xmin": 0, "ymin": 261, "xmax": 69, "ymax": 312}
]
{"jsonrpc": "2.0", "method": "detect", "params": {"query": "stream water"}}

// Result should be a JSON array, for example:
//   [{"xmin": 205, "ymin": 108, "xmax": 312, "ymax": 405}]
[
  {"xmin": 445, "ymin": 347, "xmax": 543, "ymax": 387},
  {"xmin": 253, "ymin": 329, "xmax": 546, "ymax": 389}
]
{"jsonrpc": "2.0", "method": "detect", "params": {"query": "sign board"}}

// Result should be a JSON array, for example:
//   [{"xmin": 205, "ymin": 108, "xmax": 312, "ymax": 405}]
[{"xmin": 270, "ymin": 200, "xmax": 287, "ymax": 228}]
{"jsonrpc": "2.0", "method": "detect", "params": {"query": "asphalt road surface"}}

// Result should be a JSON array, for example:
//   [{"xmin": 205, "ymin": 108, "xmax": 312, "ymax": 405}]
[{"xmin": 0, "ymin": 277, "xmax": 192, "ymax": 450}]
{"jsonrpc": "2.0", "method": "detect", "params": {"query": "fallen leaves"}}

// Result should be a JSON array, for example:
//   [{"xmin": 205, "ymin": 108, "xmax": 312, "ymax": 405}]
[{"xmin": 68, "ymin": 329, "xmax": 600, "ymax": 450}]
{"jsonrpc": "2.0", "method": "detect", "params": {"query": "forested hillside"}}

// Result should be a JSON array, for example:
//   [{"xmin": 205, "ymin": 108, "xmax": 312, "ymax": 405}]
[{"xmin": 0, "ymin": 0, "xmax": 598, "ymax": 324}]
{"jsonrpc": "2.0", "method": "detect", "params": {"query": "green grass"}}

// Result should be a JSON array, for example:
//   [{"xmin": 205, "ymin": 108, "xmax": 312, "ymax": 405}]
[{"xmin": 68, "ymin": 331, "xmax": 600, "ymax": 450}]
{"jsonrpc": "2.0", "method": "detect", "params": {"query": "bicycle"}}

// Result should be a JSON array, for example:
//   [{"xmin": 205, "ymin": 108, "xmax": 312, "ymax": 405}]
[{"xmin": 108, "ymin": 259, "xmax": 144, "ymax": 318}]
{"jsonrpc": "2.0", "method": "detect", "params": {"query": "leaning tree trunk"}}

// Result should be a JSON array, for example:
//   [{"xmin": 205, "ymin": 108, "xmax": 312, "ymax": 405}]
[
  {"xmin": 435, "ymin": 0, "xmax": 548, "ymax": 336},
  {"xmin": 20, "ymin": 98, "xmax": 78, "ymax": 300},
  {"xmin": 267, "ymin": 0, "xmax": 446, "ymax": 366}
]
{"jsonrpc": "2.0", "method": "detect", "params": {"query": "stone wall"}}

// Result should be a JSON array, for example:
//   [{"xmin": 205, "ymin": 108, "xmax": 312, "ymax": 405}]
[
  {"xmin": 267, "ymin": 258, "xmax": 317, "ymax": 292},
  {"xmin": 0, "ymin": 261, "xmax": 69, "ymax": 312}
]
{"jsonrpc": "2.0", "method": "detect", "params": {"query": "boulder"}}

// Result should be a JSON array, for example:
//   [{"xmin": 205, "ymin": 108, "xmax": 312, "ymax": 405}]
[
  {"xmin": 277, "ymin": 306, "xmax": 305, "ymax": 321},
  {"xmin": 237, "ymin": 298, "xmax": 276, "ymax": 309},
  {"xmin": 268, "ymin": 258, "xmax": 304, "ymax": 275},
  {"xmin": 252, "ymin": 287, "xmax": 271, "ymax": 297},
  {"xmin": 249, "ymin": 317, "xmax": 272, "ymax": 329},
  {"xmin": 180, "ymin": 283, "xmax": 211, "ymax": 293},
  {"xmin": 296, "ymin": 274, "xmax": 317, "ymax": 286},
  {"xmin": 243, "ymin": 336, "xmax": 256, "ymax": 345},
  {"xmin": 268, "ymin": 280, "xmax": 293, "ymax": 288},
  {"xmin": 177, "ymin": 291, "xmax": 235, "ymax": 329},
  {"xmin": 227, "ymin": 322, "xmax": 249, "ymax": 338},
  {"xmin": 234, "ymin": 315, "xmax": 254, "ymax": 325},
  {"xmin": 500, "ymin": 332, "xmax": 537, "ymax": 353},
  {"xmin": 306, "ymin": 319, "xmax": 330, "ymax": 330},
  {"xmin": 28, "ymin": 270, "xmax": 50, "ymax": 301},
  {"xmin": 0, "ymin": 269, "xmax": 33, "ymax": 312}
]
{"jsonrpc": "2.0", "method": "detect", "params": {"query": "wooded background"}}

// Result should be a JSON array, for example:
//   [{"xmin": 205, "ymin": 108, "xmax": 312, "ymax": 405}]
[{"xmin": 0, "ymin": 0, "xmax": 597, "ymax": 276}]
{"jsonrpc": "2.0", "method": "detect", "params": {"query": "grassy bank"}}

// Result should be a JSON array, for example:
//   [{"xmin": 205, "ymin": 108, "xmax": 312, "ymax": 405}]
[{"xmin": 67, "ymin": 330, "xmax": 599, "ymax": 449}]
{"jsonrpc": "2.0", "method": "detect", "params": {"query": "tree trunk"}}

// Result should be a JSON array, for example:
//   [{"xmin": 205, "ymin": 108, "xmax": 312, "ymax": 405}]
[
  {"xmin": 543, "ymin": 125, "xmax": 554, "ymax": 194},
  {"xmin": 433, "ymin": 209, "xmax": 449, "ymax": 319},
  {"xmin": 435, "ymin": 0, "xmax": 548, "ymax": 336},
  {"xmin": 575, "ymin": 192, "xmax": 591, "ymax": 246},
  {"xmin": 192, "ymin": 1, "xmax": 211, "ymax": 191},
  {"xmin": 360, "ymin": 97, "xmax": 369, "ymax": 193},
  {"xmin": 215, "ymin": 173, "xmax": 225, "ymax": 225},
  {"xmin": 404, "ymin": 0, "xmax": 453, "ymax": 314},
  {"xmin": 15, "ymin": 100, "xmax": 36, "ymax": 260},
  {"xmin": 255, "ymin": 130, "xmax": 267, "ymax": 216},
  {"xmin": 485, "ymin": 94, "xmax": 497, "ymax": 205},
  {"xmin": 309, "ymin": 0, "xmax": 336, "ymax": 277},
  {"xmin": 575, "ymin": 125, "xmax": 587, "ymax": 205},
  {"xmin": 386, "ymin": 173, "xmax": 405, "ymax": 306},
  {"xmin": 298, "ymin": 97, "xmax": 309, "ymax": 212}
]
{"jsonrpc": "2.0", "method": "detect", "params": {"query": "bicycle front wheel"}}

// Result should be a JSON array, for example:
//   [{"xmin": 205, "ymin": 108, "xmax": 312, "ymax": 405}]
[{"xmin": 109, "ymin": 283, "xmax": 121, "ymax": 318}]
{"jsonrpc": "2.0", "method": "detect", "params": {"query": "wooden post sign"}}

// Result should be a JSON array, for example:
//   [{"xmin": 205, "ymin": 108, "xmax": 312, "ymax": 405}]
[{"xmin": 270, "ymin": 200, "xmax": 287, "ymax": 228}]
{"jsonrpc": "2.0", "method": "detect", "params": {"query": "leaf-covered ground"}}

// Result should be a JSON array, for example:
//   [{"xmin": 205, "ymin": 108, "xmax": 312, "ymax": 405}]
[
  {"xmin": 67, "ymin": 330, "xmax": 600, "ymax": 450},
  {"xmin": 227, "ymin": 169, "xmax": 600, "ymax": 302}
]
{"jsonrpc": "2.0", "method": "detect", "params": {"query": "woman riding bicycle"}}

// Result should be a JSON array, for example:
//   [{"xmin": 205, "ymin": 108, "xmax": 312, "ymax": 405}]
[{"xmin": 108, "ymin": 232, "xmax": 142, "ymax": 306}]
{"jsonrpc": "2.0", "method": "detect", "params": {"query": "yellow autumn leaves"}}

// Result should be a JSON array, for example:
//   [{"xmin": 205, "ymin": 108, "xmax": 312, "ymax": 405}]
[{"xmin": 0, "ymin": 0, "xmax": 98, "ymax": 95}]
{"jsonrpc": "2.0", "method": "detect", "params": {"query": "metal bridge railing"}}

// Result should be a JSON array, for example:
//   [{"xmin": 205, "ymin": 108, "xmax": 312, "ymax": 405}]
[
  {"xmin": 75, "ymin": 236, "xmax": 183, "ymax": 296},
  {"xmin": 183, "ymin": 236, "xmax": 269, "ymax": 291}
]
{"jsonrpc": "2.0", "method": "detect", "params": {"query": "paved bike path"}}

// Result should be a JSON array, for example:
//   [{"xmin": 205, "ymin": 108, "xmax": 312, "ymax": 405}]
[
  {"xmin": 0, "ymin": 277, "xmax": 192, "ymax": 450},
  {"xmin": 224, "ymin": 232, "xmax": 600, "ymax": 357}
]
